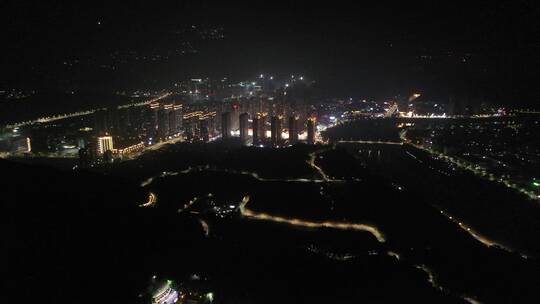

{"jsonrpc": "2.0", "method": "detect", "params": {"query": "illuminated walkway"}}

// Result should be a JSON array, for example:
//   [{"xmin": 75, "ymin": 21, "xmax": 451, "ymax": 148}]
[
  {"xmin": 139, "ymin": 192, "xmax": 157, "ymax": 207},
  {"xmin": 238, "ymin": 196, "xmax": 386, "ymax": 243},
  {"xmin": 140, "ymin": 164, "xmax": 346, "ymax": 188},
  {"xmin": 337, "ymin": 140, "xmax": 403, "ymax": 145}
]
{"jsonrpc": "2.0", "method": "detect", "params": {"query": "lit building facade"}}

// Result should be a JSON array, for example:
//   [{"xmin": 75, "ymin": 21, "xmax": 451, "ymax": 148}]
[{"xmin": 97, "ymin": 136, "xmax": 114, "ymax": 154}]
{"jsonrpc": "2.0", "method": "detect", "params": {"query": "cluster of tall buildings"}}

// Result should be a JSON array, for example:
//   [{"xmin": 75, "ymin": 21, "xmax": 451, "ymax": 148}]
[
  {"xmin": 221, "ymin": 111, "xmax": 317, "ymax": 147},
  {"xmin": 148, "ymin": 102, "xmax": 184, "ymax": 141},
  {"xmin": 183, "ymin": 111, "xmax": 217, "ymax": 142},
  {"xmin": 81, "ymin": 92, "xmax": 319, "ymax": 167},
  {"xmin": 93, "ymin": 100, "xmax": 184, "ymax": 142},
  {"xmin": 80, "ymin": 99, "xmax": 183, "ymax": 167}
]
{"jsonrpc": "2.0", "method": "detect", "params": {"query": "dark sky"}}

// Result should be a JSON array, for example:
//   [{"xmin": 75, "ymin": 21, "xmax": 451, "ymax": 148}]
[{"xmin": 1, "ymin": 1, "xmax": 539, "ymax": 104}]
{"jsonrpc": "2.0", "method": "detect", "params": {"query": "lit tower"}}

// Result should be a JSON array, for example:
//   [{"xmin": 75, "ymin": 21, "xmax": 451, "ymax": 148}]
[
  {"xmin": 252, "ymin": 114, "xmax": 260, "ymax": 145},
  {"xmin": 174, "ymin": 104, "xmax": 183, "ymax": 132},
  {"xmin": 271, "ymin": 115, "xmax": 283, "ymax": 147},
  {"xmin": 168, "ymin": 108, "xmax": 177, "ymax": 136},
  {"xmin": 252, "ymin": 112, "xmax": 268, "ymax": 146},
  {"xmin": 149, "ymin": 102, "xmax": 160, "ymax": 130},
  {"xmin": 221, "ymin": 112, "xmax": 231, "ymax": 139},
  {"xmin": 239, "ymin": 113, "xmax": 249, "ymax": 144},
  {"xmin": 288, "ymin": 115, "xmax": 299, "ymax": 144},
  {"xmin": 307, "ymin": 117, "xmax": 316, "ymax": 145},
  {"xmin": 97, "ymin": 136, "xmax": 114, "ymax": 154},
  {"xmin": 157, "ymin": 104, "xmax": 172, "ymax": 140}
]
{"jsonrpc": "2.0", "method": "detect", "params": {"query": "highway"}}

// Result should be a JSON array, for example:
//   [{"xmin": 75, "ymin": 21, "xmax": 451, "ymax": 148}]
[
  {"xmin": 396, "ymin": 139, "xmax": 532, "ymax": 259},
  {"xmin": 4, "ymin": 92, "xmax": 172, "ymax": 129},
  {"xmin": 401, "ymin": 131, "xmax": 540, "ymax": 202},
  {"xmin": 435, "ymin": 207, "xmax": 531, "ymax": 259},
  {"xmin": 142, "ymin": 135, "xmax": 184, "ymax": 152}
]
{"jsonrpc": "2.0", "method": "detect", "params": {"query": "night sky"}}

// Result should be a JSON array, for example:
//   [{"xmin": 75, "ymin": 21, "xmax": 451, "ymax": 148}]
[{"xmin": 1, "ymin": 1, "xmax": 539, "ymax": 104}]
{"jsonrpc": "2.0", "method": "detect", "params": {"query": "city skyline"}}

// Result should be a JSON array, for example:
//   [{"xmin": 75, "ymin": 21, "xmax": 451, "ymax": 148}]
[{"xmin": 3, "ymin": 2, "xmax": 540, "ymax": 304}]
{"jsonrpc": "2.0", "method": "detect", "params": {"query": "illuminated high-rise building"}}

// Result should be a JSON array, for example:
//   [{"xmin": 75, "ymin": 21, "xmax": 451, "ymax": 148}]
[
  {"xmin": 221, "ymin": 112, "xmax": 231, "ymax": 139},
  {"xmin": 97, "ymin": 136, "xmax": 114, "ymax": 154},
  {"xmin": 168, "ymin": 110, "xmax": 177, "ymax": 135},
  {"xmin": 147, "ymin": 102, "xmax": 160, "ymax": 137},
  {"xmin": 307, "ymin": 117, "xmax": 316, "ymax": 145},
  {"xmin": 199, "ymin": 119, "xmax": 210, "ymax": 142},
  {"xmin": 94, "ymin": 109, "xmax": 109, "ymax": 135},
  {"xmin": 157, "ymin": 104, "xmax": 173, "ymax": 140},
  {"xmin": 174, "ymin": 104, "xmax": 183, "ymax": 132},
  {"xmin": 252, "ymin": 115, "xmax": 260, "ymax": 145},
  {"xmin": 253, "ymin": 112, "xmax": 267, "ymax": 145},
  {"xmin": 288, "ymin": 116, "xmax": 299, "ymax": 144},
  {"xmin": 200, "ymin": 111, "xmax": 216, "ymax": 138},
  {"xmin": 151, "ymin": 102, "xmax": 160, "ymax": 119},
  {"xmin": 239, "ymin": 113, "xmax": 249, "ymax": 143},
  {"xmin": 183, "ymin": 111, "xmax": 203, "ymax": 139},
  {"xmin": 231, "ymin": 103, "xmax": 240, "ymax": 131},
  {"xmin": 270, "ymin": 115, "xmax": 283, "ymax": 147},
  {"xmin": 240, "ymin": 98, "xmax": 250, "ymax": 114}
]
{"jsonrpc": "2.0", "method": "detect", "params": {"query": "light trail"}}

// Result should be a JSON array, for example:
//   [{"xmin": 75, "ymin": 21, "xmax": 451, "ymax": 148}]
[
  {"xmin": 403, "ymin": 143, "xmax": 532, "ymax": 258},
  {"xmin": 140, "ymin": 145, "xmax": 348, "ymax": 187},
  {"xmin": 140, "ymin": 177, "xmax": 155, "ymax": 187},
  {"xmin": 401, "ymin": 132, "xmax": 539, "ymax": 202},
  {"xmin": 337, "ymin": 140, "xmax": 403, "ymax": 145},
  {"xmin": 139, "ymin": 165, "xmax": 345, "ymax": 188},
  {"xmin": 415, "ymin": 265, "xmax": 465, "ymax": 302},
  {"xmin": 387, "ymin": 251, "xmax": 400, "ymax": 260},
  {"xmin": 238, "ymin": 196, "xmax": 386, "ymax": 243},
  {"xmin": 177, "ymin": 197, "xmax": 199, "ymax": 213},
  {"xmin": 434, "ymin": 207, "xmax": 530, "ymax": 259},
  {"xmin": 463, "ymin": 297, "xmax": 483, "ymax": 304},
  {"xmin": 142, "ymin": 135, "xmax": 184, "ymax": 152},
  {"xmin": 139, "ymin": 192, "xmax": 157, "ymax": 207},
  {"xmin": 415, "ymin": 264, "xmax": 483, "ymax": 304},
  {"xmin": 415, "ymin": 264, "xmax": 443, "ymax": 291},
  {"xmin": 4, "ymin": 93, "xmax": 171, "ymax": 128}
]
